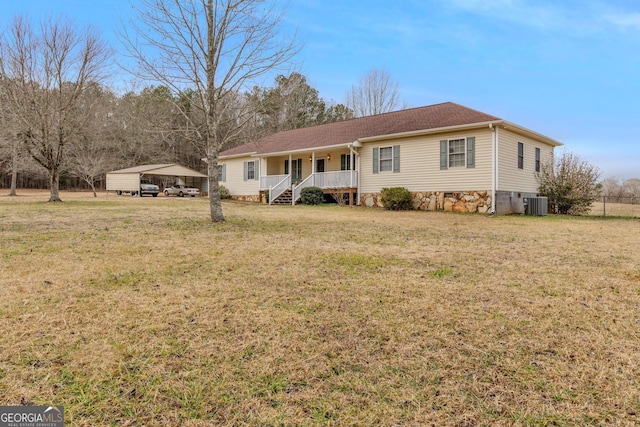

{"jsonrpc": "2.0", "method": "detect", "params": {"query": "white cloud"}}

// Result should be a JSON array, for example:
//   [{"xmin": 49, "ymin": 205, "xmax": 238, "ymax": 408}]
[
  {"xmin": 443, "ymin": 0, "xmax": 566, "ymax": 30},
  {"xmin": 442, "ymin": 0, "xmax": 640, "ymax": 36},
  {"xmin": 604, "ymin": 13, "xmax": 640, "ymax": 30}
]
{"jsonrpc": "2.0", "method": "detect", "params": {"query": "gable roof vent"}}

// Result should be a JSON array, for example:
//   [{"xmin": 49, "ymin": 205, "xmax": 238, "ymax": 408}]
[{"xmin": 524, "ymin": 197, "xmax": 548, "ymax": 216}]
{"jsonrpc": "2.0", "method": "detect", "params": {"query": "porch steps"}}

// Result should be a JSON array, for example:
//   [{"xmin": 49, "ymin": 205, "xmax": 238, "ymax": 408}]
[{"xmin": 271, "ymin": 189, "xmax": 294, "ymax": 205}]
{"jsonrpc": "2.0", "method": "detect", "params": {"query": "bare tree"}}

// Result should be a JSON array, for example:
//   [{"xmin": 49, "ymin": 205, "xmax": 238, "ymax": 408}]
[
  {"xmin": 0, "ymin": 16, "xmax": 110, "ymax": 201},
  {"xmin": 622, "ymin": 178, "xmax": 640, "ymax": 201},
  {"xmin": 121, "ymin": 0, "xmax": 298, "ymax": 222},
  {"xmin": 66, "ymin": 83, "xmax": 116, "ymax": 196},
  {"xmin": 599, "ymin": 177, "xmax": 623, "ymax": 202},
  {"xmin": 0, "ymin": 84, "xmax": 17, "ymax": 195},
  {"xmin": 345, "ymin": 68, "xmax": 402, "ymax": 117},
  {"xmin": 0, "ymin": 136, "xmax": 30, "ymax": 196}
]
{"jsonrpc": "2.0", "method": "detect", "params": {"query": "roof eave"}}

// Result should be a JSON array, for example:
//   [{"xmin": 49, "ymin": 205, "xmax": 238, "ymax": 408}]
[
  {"xmin": 219, "ymin": 151, "xmax": 258, "ymax": 160},
  {"xmin": 108, "ymin": 164, "xmax": 176, "ymax": 174},
  {"xmin": 357, "ymin": 120, "xmax": 563, "ymax": 147},
  {"xmin": 356, "ymin": 120, "xmax": 504, "ymax": 143},
  {"xmin": 500, "ymin": 121, "xmax": 563, "ymax": 147},
  {"xmin": 227, "ymin": 141, "xmax": 354, "ymax": 158}
]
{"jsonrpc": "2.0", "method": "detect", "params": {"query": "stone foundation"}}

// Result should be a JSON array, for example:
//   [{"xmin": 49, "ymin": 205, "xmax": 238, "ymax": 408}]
[{"xmin": 360, "ymin": 191, "xmax": 492, "ymax": 213}]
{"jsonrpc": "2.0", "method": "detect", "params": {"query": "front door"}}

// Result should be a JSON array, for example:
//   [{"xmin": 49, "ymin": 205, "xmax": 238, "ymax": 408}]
[{"xmin": 316, "ymin": 158, "xmax": 325, "ymax": 173}]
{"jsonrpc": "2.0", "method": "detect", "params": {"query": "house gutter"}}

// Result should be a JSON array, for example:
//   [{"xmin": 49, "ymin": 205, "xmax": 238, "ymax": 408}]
[
  {"xmin": 496, "ymin": 125, "xmax": 500, "ymax": 212},
  {"xmin": 490, "ymin": 124, "xmax": 496, "ymax": 214}
]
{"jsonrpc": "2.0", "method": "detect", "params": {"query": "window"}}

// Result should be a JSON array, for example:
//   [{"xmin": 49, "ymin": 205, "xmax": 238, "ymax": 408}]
[
  {"xmin": 340, "ymin": 154, "xmax": 353, "ymax": 170},
  {"xmin": 218, "ymin": 164, "xmax": 226, "ymax": 182},
  {"xmin": 292, "ymin": 158, "xmax": 302, "ymax": 180},
  {"xmin": 440, "ymin": 137, "xmax": 475, "ymax": 169},
  {"xmin": 379, "ymin": 147, "xmax": 393, "ymax": 172},
  {"xmin": 449, "ymin": 138, "xmax": 466, "ymax": 167},
  {"xmin": 243, "ymin": 160, "xmax": 259, "ymax": 181},
  {"xmin": 247, "ymin": 161, "xmax": 255, "ymax": 180},
  {"xmin": 535, "ymin": 147, "xmax": 541, "ymax": 172},
  {"xmin": 285, "ymin": 159, "xmax": 302, "ymax": 180},
  {"xmin": 373, "ymin": 145, "xmax": 400, "ymax": 173},
  {"xmin": 518, "ymin": 142, "xmax": 524, "ymax": 169}
]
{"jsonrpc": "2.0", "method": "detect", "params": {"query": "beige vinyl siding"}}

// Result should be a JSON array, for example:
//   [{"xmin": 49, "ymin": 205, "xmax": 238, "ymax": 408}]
[
  {"xmin": 324, "ymin": 149, "xmax": 353, "ymax": 172},
  {"xmin": 267, "ymin": 157, "xmax": 281, "ymax": 175},
  {"xmin": 106, "ymin": 173, "xmax": 139, "ymax": 191},
  {"xmin": 360, "ymin": 129, "xmax": 493, "ymax": 193},
  {"xmin": 497, "ymin": 129, "xmax": 553, "ymax": 192},
  {"xmin": 219, "ymin": 157, "xmax": 259, "ymax": 196}
]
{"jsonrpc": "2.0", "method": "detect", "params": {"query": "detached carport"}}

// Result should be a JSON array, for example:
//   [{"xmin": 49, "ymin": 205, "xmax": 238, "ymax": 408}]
[{"xmin": 106, "ymin": 164, "xmax": 208, "ymax": 196}]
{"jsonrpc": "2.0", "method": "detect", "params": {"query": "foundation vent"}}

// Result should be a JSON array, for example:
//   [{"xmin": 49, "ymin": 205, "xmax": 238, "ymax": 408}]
[{"xmin": 524, "ymin": 197, "xmax": 548, "ymax": 216}]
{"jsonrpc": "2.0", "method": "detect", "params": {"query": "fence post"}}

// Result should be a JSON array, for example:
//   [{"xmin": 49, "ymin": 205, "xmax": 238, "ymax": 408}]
[{"xmin": 603, "ymin": 195, "xmax": 606, "ymax": 217}]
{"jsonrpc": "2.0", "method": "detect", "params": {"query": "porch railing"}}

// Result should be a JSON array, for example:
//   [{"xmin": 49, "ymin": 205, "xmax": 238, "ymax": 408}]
[
  {"xmin": 260, "ymin": 174, "xmax": 288, "ymax": 191},
  {"xmin": 269, "ymin": 175, "xmax": 291, "ymax": 205},
  {"xmin": 292, "ymin": 170, "xmax": 358, "ymax": 204},
  {"xmin": 292, "ymin": 174, "xmax": 314, "ymax": 204},
  {"xmin": 313, "ymin": 170, "xmax": 358, "ymax": 189}
]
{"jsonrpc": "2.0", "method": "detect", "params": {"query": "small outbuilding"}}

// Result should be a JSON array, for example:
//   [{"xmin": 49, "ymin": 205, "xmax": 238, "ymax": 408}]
[{"xmin": 106, "ymin": 164, "xmax": 208, "ymax": 195}]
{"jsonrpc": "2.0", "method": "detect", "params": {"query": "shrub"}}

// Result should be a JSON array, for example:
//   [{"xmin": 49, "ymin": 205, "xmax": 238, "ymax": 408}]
[
  {"xmin": 537, "ymin": 151, "xmax": 601, "ymax": 215},
  {"xmin": 381, "ymin": 187, "xmax": 413, "ymax": 210},
  {"xmin": 218, "ymin": 185, "xmax": 231, "ymax": 199},
  {"xmin": 300, "ymin": 186, "xmax": 324, "ymax": 205}
]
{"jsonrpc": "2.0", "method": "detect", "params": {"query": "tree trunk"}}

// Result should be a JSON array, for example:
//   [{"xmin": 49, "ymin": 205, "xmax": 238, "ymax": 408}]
[
  {"xmin": 9, "ymin": 163, "xmax": 18, "ymax": 196},
  {"xmin": 9, "ymin": 144, "xmax": 18, "ymax": 196},
  {"xmin": 49, "ymin": 168, "xmax": 62, "ymax": 202},
  {"xmin": 207, "ymin": 149, "xmax": 224, "ymax": 222}
]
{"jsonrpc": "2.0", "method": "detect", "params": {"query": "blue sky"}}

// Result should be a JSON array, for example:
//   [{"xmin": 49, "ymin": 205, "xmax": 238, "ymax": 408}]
[{"xmin": 1, "ymin": 0, "xmax": 638, "ymax": 179}]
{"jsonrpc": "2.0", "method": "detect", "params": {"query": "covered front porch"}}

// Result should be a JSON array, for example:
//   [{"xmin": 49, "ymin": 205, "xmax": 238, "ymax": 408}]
[{"xmin": 258, "ymin": 148, "xmax": 359, "ymax": 205}]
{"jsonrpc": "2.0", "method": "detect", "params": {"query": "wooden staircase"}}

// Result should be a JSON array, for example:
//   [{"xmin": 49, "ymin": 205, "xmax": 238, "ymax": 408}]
[{"xmin": 270, "ymin": 189, "xmax": 293, "ymax": 205}]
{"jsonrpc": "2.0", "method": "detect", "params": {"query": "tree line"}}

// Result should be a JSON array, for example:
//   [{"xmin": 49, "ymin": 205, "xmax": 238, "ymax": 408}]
[
  {"xmin": 599, "ymin": 177, "xmax": 640, "ymax": 202},
  {"xmin": 0, "ymin": 1, "xmax": 402, "ymax": 222},
  {"xmin": 0, "ymin": 69, "xmax": 356, "ymax": 197}
]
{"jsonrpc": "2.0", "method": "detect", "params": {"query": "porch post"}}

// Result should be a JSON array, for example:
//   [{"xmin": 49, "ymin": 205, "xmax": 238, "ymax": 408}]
[
  {"xmin": 289, "ymin": 153, "xmax": 294, "ymax": 206},
  {"xmin": 356, "ymin": 153, "xmax": 361, "ymax": 206},
  {"xmin": 350, "ymin": 151, "xmax": 354, "ymax": 188}
]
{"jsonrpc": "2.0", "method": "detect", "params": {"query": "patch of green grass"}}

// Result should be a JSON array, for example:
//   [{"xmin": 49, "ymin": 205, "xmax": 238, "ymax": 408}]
[{"xmin": 430, "ymin": 267, "xmax": 455, "ymax": 278}]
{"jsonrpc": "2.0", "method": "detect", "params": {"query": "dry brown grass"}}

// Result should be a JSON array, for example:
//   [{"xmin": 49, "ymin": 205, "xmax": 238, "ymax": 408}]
[
  {"xmin": 590, "ymin": 201, "xmax": 640, "ymax": 217},
  {"xmin": 1, "ymin": 189, "xmax": 639, "ymax": 426}
]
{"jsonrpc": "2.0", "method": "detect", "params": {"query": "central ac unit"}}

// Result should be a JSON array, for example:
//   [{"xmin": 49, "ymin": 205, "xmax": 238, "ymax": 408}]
[{"xmin": 525, "ymin": 197, "xmax": 548, "ymax": 216}]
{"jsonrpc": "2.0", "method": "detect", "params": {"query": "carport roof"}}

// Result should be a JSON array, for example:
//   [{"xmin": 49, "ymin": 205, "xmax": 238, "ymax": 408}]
[{"xmin": 108, "ymin": 164, "xmax": 207, "ymax": 177}]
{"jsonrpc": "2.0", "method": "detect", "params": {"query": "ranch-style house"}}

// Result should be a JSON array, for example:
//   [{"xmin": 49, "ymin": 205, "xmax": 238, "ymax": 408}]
[{"xmin": 217, "ymin": 102, "xmax": 562, "ymax": 214}]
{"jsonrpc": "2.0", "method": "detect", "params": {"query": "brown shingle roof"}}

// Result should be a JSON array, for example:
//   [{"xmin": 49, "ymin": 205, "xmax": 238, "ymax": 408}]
[{"xmin": 220, "ymin": 102, "xmax": 501, "ymax": 157}]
